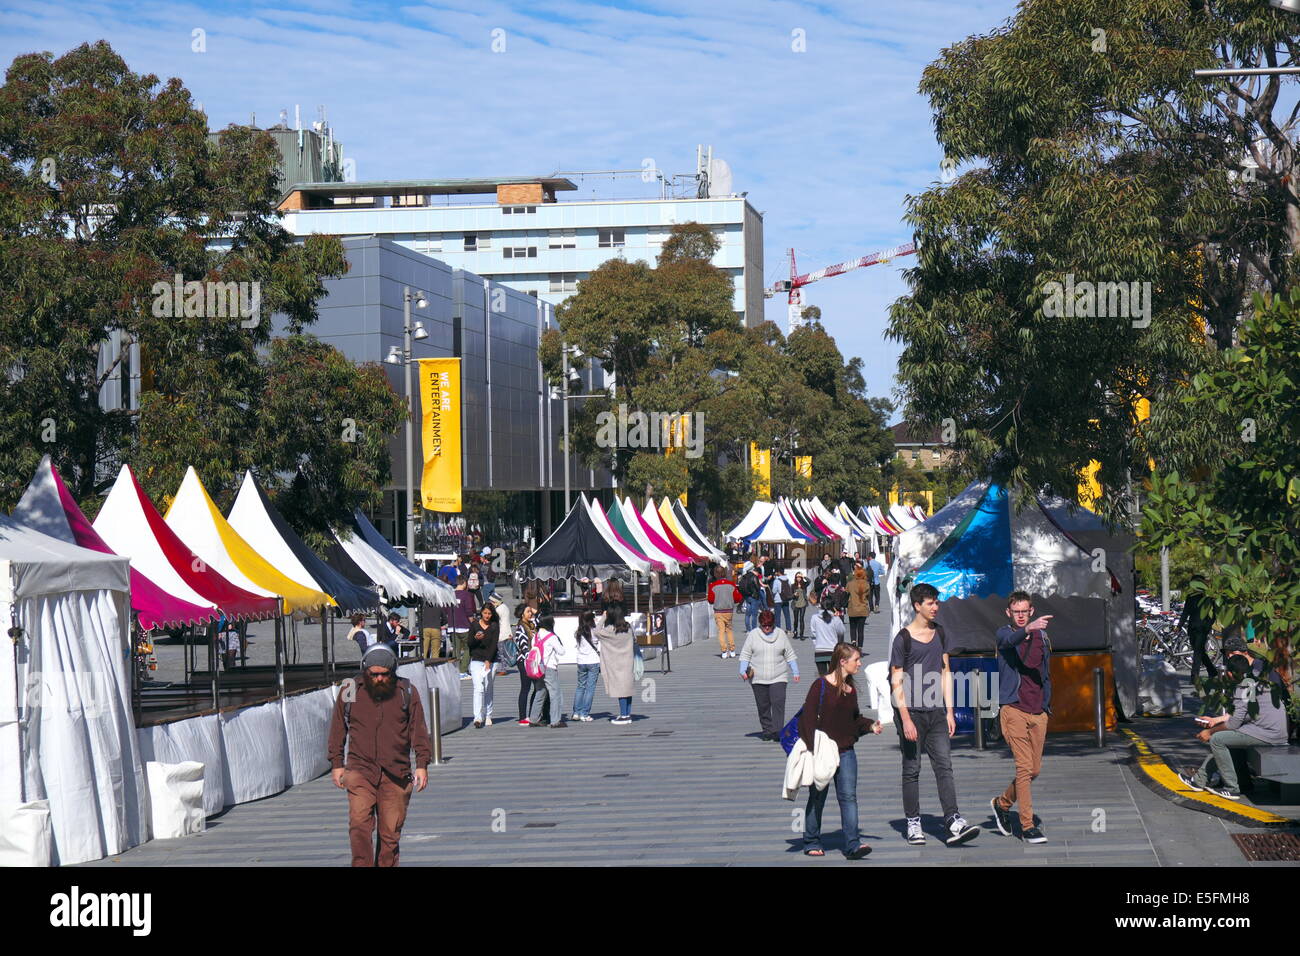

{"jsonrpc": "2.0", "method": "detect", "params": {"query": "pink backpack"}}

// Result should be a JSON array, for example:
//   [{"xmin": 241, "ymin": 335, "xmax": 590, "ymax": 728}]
[{"xmin": 524, "ymin": 630, "xmax": 552, "ymax": 679}]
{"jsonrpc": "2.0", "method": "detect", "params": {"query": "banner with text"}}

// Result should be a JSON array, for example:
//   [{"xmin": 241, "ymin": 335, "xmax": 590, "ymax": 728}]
[
  {"xmin": 750, "ymin": 442, "xmax": 771, "ymax": 501},
  {"xmin": 419, "ymin": 358, "xmax": 462, "ymax": 513}
]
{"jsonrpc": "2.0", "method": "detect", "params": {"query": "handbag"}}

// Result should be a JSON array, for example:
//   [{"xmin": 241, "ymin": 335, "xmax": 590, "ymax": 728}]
[
  {"xmin": 497, "ymin": 638, "xmax": 518, "ymax": 667},
  {"xmin": 632, "ymin": 643, "xmax": 645, "ymax": 681},
  {"xmin": 780, "ymin": 678, "xmax": 827, "ymax": 755}
]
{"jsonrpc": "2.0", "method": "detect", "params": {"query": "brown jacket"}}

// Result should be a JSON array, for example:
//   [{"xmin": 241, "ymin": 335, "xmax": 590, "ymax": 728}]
[
  {"xmin": 328, "ymin": 677, "xmax": 432, "ymax": 785},
  {"xmin": 847, "ymin": 579, "xmax": 870, "ymax": 617}
]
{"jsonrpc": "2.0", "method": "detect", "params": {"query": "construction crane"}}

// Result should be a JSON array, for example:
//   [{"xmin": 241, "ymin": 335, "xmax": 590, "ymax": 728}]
[{"xmin": 766, "ymin": 242, "xmax": 917, "ymax": 332}]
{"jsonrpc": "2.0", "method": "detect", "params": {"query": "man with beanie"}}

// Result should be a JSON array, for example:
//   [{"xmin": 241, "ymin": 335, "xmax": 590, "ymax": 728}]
[{"xmin": 328, "ymin": 643, "xmax": 431, "ymax": 866}]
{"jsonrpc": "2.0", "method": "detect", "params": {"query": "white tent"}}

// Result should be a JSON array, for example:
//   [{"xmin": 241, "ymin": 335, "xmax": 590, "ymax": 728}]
[
  {"xmin": 806, "ymin": 497, "xmax": 853, "ymax": 542},
  {"xmin": 0, "ymin": 514, "xmax": 146, "ymax": 866},
  {"xmin": 585, "ymin": 496, "xmax": 660, "ymax": 574},
  {"xmin": 723, "ymin": 500, "xmax": 774, "ymax": 540},
  {"xmin": 886, "ymin": 481, "xmax": 1134, "ymax": 715},
  {"xmin": 665, "ymin": 498, "xmax": 726, "ymax": 563},
  {"xmin": 743, "ymin": 502, "xmax": 811, "ymax": 543},
  {"xmin": 616, "ymin": 499, "xmax": 680, "ymax": 573},
  {"xmin": 333, "ymin": 512, "xmax": 455, "ymax": 605}
]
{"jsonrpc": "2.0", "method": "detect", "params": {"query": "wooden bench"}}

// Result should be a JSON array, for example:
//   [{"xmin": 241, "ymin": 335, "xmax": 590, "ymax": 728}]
[{"xmin": 1247, "ymin": 745, "xmax": 1300, "ymax": 801}]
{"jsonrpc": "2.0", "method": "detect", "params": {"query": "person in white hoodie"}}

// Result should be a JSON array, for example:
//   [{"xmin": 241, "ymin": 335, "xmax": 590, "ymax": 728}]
[
  {"xmin": 529, "ymin": 613, "xmax": 567, "ymax": 728},
  {"xmin": 571, "ymin": 610, "xmax": 601, "ymax": 721},
  {"xmin": 739, "ymin": 609, "xmax": 799, "ymax": 741}
]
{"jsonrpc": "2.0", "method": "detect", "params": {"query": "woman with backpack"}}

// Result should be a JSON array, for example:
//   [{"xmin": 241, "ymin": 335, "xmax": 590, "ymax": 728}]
[
  {"xmin": 792, "ymin": 573, "xmax": 809, "ymax": 639},
  {"xmin": 528, "ymin": 613, "xmax": 566, "ymax": 728},
  {"xmin": 798, "ymin": 641, "xmax": 882, "ymax": 858},
  {"xmin": 513, "ymin": 603, "xmax": 540, "ymax": 725},
  {"xmin": 571, "ymin": 610, "xmax": 601, "ymax": 721},
  {"xmin": 466, "ymin": 563, "xmax": 483, "ymax": 610},
  {"xmin": 847, "ymin": 567, "xmax": 870, "ymax": 649},
  {"xmin": 810, "ymin": 602, "xmax": 847, "ymax": 676},
  {"xmin": 595, "ymin": 604, "xmax": 636, "ymax": 725},
  {"xmin": 467, "ymin": 603, "xmax": 500, "ymax": 728}
]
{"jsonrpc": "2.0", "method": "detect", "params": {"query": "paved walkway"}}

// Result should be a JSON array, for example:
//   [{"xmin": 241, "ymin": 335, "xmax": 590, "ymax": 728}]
[{"xmin": 93, "ymin": 601, "xmax": 1279, "ymax": 866}]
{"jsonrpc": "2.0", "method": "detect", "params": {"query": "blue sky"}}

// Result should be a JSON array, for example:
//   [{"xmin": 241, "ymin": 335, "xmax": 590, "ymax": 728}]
[{"xmin": 1, "ymin": 0, "xmax": 1023, "ymax": 415}]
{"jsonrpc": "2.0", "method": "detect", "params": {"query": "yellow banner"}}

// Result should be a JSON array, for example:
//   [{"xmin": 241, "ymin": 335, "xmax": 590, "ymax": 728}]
[
  {"xmin": 795, "ymin": 456, "xmax": 812, "ymax": 480},
  {"xmin": 419, "ymin": 358, "xmax": 462, "ymax": 513},
  {"xmin": 665, "ymin": 415, "xmax": 689, "ymax": 504},
  {"xmin": 750, "ymin": 442, "xmax": 771, "ymax": 500}
]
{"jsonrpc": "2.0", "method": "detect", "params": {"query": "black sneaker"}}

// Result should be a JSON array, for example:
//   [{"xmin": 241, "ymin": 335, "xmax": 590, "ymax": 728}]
[
  {"xmin": 1204, "ymin": 784, "xmax": 1240, "ymax": 800},
  {"xmin": 990, "ymin": 797, "xmax": 1013, "ymax": 836},
  {"xmin": 945, "ymin": 815, "xmax": 979, "ymax": 846},
  {"xmin": 1021, "ymin": 826, "xmax": 1047, "ymax": 844},
  {"xmin": 1177, "ymin": 770, "xmax": 1206, "ymax": 792}
]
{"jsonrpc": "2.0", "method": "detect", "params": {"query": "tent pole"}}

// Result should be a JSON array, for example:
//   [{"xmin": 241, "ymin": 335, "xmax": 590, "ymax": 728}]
[
  {"xmin": 275, "ymin": 613, "xmax": 285, "ymax": 699},
  {"xmin": 208, "ymin": 620, "xmax": 218, "ymax": 710},
  {"xmin": 321, "ymin": 611, "xmax": 329, "ymax": 682},
  {"xmin": 634, "ymin": 571, "xmax": 639, "ymax": 615}
]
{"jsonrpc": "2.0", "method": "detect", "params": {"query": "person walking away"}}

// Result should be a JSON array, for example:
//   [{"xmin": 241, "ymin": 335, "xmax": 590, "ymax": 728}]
[
  {"xmin": 1178, "ymin": 634, "xmax": 1291, "ymax": 799},
  {"xmin": 328, "ymin": 644, "xmax": 430, "ymax": 867},
  {"xmin": 791, "ymin": 573, "xmax": 809, "ymax": 639},
  {"xmin": 868, "ymin": 552, "xmax": 886, "ymax": 614},
  {"xmin": 847, "ymin": 568, "xmax": 870, "ymax": 649},
  {"xmin": 449, "ymin": 578, "xmax": 476, "ymax": 680},
  {"xmin": 890, "ymin": 582, "xmax": 979, "ymax": 847},
  {"xmin": 771, "ymin": 570, "xmax": 792, "ymax": 632},
  {"xmin": 513, "ymin": 604, "xmax": 540, "ymax": 724},
  {"xmin": 595, "ymin": 604, "xmax": 636, "ymax": 724},
  {"xmin": 798, "ymin": 642, "xmax": 881, "ymax": 858},
  {"xmin": 1177, "ymin": 576, "xmax": 1217, "ymax": 690},
  {"xmin": 990, "ymin": 591, "xmax": 1054, "ymax": 844},
  {"xmin": 420, "ymin": 599, "xmax": 445, "ymax": 662},
  {"xmin": 738, "ymin": 565, "xmax": 763, "ymax": 634},
  {"xmin": 572, "ymin": 610, "xmax": 601, "ymax": 721},
  {"xmin": 708, "ymin": 569, "xmax": 743, "ymax": 659},
  {"xmin": 467, "ymin": 603, "xmax": 500, "ymax": 728},
  {"xmin": 739, "ymin": 609, "xmax": 799, "ymax": 740},
  {"xmin": 810, "ymin": 603, "xmax": 846, "ymax": 676},
  {"xmin": 480, "ymin": 556, "xmax": 497, "ymax": 605},
  {"xmin": 465, "ymin": 563, "xmax": 483, "ymax": 610},
  {"xmin": 529, "ymin": 613, "xmax": 567, "ymax": 728}
]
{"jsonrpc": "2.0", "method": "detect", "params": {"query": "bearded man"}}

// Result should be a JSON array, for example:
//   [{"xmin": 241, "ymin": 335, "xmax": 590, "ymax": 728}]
[{"xmin": 327, "ymin": 643, "xmax": 431, "ymax": 866}]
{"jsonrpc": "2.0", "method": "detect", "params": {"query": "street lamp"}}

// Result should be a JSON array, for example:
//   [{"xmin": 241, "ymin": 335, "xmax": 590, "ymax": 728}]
[
  {"xmin": 556, "ymin": 344, "xmax": 606, "ymax": 513},
  {"xmin": 385, "ymin": 287, "xmax": 428, "ymax": 554}
]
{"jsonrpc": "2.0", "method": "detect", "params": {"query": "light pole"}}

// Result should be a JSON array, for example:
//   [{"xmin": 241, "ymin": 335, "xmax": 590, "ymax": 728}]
[
  {"xmin": 556, "ymin": 344, "xmax": 604, "ymax": 513},
  {"xmin": 386, "ymin": 287, "xmax": 428, "ymax": 554}
]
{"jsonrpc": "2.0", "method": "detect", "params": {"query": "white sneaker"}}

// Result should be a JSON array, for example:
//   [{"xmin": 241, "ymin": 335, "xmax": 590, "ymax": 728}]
[
  {"xmin": 582, "ymin": 715, "xmax": 593, "ymax": 722},
  {"xmin": 484, "ymin": 717, "xmax": 493, "ymax": 727},
  {"xmin": 906, "ymin": 817, "xmax": 926, "ymax": 845}
]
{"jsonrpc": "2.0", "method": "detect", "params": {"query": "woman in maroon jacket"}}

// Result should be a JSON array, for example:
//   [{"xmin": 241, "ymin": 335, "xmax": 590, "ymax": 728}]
[{"xmin": 797, "ymin": 641, "xmax": 882, "ymax": 858}]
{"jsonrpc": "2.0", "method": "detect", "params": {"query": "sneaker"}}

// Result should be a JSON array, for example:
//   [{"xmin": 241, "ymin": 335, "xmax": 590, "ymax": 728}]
[
  {"xmin": 517, "ymin": 719, "xmax": 530, "ymax": 726},
  {"xmin": 1021, "ymin": 826, "xmax": 1048, "ymax": 844},
  {"xmin": 484, "ymin": 717, "xmax": 493, "ymax": 727},
  {"xmin": 1177, "ymin": 770, "xmax": 1206, "ymax": 792},
  {"xmin": 459, "ymin": 674, "xmax": 471, "ymax": 680},
  {"xmin": 612, "ymin": 715, "xmax": 632, "ymax": 725},
  {"xmin": 473, "ymin": 720, "xmax": 483, "ymax": 729},
  {"xmin": 551, "ymin": 721, "xmax": 568, "ymax": 728},
  {"xmin": 906, "ymin": 818, "xmax": 926, "ymax": 845},
  {"xmin": 581, "ymin": 715, "xmax": 593, "ymax": 722},
  {"xmin": 946, "ymin": 815, "xmax": 979, "ymax": 846},
  {"xmin": 1204, "ymin": 784, "xmax": 1241, "ymax": 800},
  {"xmin": 990, "ymin": 797, "xmax": 1013, "ymax": 837}
]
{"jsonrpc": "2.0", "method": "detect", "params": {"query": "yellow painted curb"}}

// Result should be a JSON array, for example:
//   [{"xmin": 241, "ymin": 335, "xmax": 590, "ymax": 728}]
[{"xmin": 1121, "ymin": 728, "xmax": 1293, "ymax": 825}]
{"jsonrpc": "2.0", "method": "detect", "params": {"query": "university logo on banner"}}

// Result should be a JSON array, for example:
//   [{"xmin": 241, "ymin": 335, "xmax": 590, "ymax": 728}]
[
  {"xmin": 419, "ymin": 358, "xmax": 462, "ymax": 513},
  {"xmin": 795, "ymin": 456, "xmax": 813, "ymax": 481},
  {"xmin": 750, "ymin": 442, "xmax": 771, "ymax": 501}
]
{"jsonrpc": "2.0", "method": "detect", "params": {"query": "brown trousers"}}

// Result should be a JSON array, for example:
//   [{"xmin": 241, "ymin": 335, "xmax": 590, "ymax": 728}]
[
  {"xmin": 997, "ymin": 706, "xmax": 1048, "ymax": 828},
  {"xmin": 345, "ymin": 769, "xmax": 414, "ymax": 867},
  {"xmin": 715, "ymin": 612, "xmax": 735, "ymax": 652},
  {"xmin": 422, "ymin": 627, "xmax": 441, "ymax": 660}
]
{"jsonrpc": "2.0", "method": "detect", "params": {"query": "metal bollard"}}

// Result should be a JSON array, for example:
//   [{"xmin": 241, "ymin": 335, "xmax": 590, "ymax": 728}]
[
  {"xmin": 973, "ymin": 666, "xmax": 985, "ymax": 751},
  {"xmin": 431, "ymin": 687, "xmax": 443, "ymax": 766},
  {"xmin": 1094, "ymin": 667, "xmax": 1106, "ymax": 748}
]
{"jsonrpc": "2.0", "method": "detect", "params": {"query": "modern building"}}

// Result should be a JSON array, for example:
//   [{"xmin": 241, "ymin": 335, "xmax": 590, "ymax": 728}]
[
  {"xmin": 277, "ymin": 175, "xmax": 765, "ymax": 324},
  {"xmin": 273, "ymin": 235, "xmax": 610, "ymax": 549}
]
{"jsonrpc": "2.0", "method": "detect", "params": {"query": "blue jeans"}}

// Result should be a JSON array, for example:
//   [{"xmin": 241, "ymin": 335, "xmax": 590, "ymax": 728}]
[
  {"xmin": 804, "ymin": 748, "xmax": 860, "ymax": 855},
  {"xmin": 530, "ymin": 666, "xmax": 564, "ymax": 725},
  {"xmin": 619, "ymin": 697, "xmax": 632, "ymax": 718},
  {"xmin": 743, "ymin": 597, "xmax": 761, "ymax": 632},
  {"xmin": 774, "ymin": 603, "xmax": 791, "ymax": 631},
  {"xmin": 573, "ymin": 663, "xmax": 600, "ymax": 717}
]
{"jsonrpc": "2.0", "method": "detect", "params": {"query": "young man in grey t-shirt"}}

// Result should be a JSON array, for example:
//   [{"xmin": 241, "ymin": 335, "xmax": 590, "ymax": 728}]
[{"xmin": 890, "ymin": 583, "xmax": 979, "ymax": 847}]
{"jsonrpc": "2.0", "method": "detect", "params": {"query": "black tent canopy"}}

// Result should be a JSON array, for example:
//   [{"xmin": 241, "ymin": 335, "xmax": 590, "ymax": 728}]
[{"xmin": 517, "ymin": 496, "xmax": 634, "ymax": 582}]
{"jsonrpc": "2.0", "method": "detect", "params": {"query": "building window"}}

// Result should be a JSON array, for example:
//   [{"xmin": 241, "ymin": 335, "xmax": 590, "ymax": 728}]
[
  {"xmin": 548, "ymin": 229, "xmax": 576, "ymax": 249},
  {"xmin": 464, "ymin": 233, "xmax": 491, "ymax": 251},
  {"xmin": 549, "ymin": 273, "xmax": 578, "ymax": 293},
  {"xmin": 414, "ymin": 233, "xmax": 441, "ymax": 254},
  {"xmin": 932, "ymin": 449, "xmax": 942, "ymax": 461},
  {"xmin": 502, "ymin": 205, "xmax": 536, "ymax": 215},
  {"xmin": 598, "ymin": 228, "xmax": 625, "ymax": 248},
  {"xmin": 504, "ymin": 246, "xmax": 538, "ymax": 259}
]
